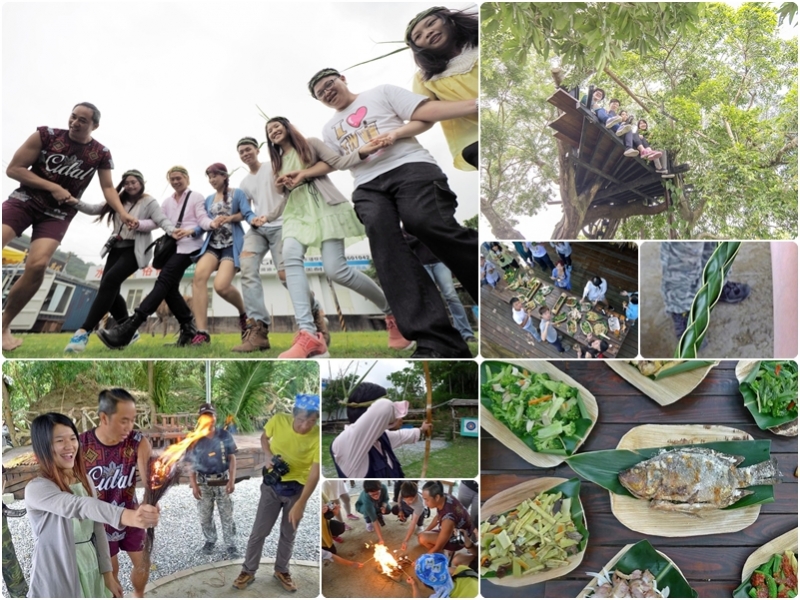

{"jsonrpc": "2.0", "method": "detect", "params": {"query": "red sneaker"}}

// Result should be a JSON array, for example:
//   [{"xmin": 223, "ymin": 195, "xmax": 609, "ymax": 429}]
[
  {"xmin": 278, "ymin": 329, "xmax": 330, "ymax": 359},
  {"xmin": 385, "ymin": 315, "xmax": 415, "ymax": 351}
]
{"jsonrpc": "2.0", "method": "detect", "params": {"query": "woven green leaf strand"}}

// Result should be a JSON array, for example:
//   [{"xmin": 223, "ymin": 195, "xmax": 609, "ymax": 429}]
[{"xmin": 674, "ymin": 242, "xmax": 742, "ymax": 358}]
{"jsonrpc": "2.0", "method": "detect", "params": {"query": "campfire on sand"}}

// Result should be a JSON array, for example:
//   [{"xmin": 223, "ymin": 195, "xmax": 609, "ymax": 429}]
[
  {"xmin": 366, "ymin": 543, "xmax": 413, "ymax": 582},
  {"xmin": 141, "ymin": 414, "xmax": 215, "ymax": 558}
]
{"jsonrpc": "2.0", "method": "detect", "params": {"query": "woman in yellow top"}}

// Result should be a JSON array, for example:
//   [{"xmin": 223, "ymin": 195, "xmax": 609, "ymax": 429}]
[{"xmin": 406, "ymin": 6, "xmax": 479, "ymax": 171}]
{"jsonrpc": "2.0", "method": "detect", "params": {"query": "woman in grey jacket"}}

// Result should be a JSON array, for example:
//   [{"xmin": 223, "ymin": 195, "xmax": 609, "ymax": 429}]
[
  {"xmin": 64, "ymin": 170, "xmax": 174, "ymax": 353},
  {"xmin": 25, "ymin": 412, "xmax": 159, "ymax": 598}
]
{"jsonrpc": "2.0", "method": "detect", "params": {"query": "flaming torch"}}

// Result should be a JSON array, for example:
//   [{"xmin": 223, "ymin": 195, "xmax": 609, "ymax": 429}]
[{"xmin": 141, "ymin": 413, "xmax": 215, "ymax": 559}]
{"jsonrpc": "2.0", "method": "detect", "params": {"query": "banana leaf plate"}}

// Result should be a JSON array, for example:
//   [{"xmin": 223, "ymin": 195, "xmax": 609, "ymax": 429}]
[
  {"xmin": 482, "ymin": 477, "xmax": 588, "ymax": 588},
  {"xmin": 565, "ymin": 297, "xmax": 578, "ymax": 307},
  {"xmin": 606, "ymin": 361, "xmax": 720, "ymax": 406},
  {"xmin": 566, "ymin": 424, "xmax": 774, "ymax": 537},
  {"xmin": 533, "ymin": 292, "xmax": 547, "ymax": 305},
  {"xmin": 580, "ymin": 301, "xmax": 593, "ymax": 312},
  {"xmin": 586, "ymin": 311, "xmax": 603, "ymax": 322},
  {"xmin": 577, "ymin": 540, "xmax": 698, "ymax": 598},
  {"xmin": 733, "ymin": 528, "xmax": 798, "ymax": 598},
  {"xmin": 553, "ymin": 313, "xmax": 568, "ymax": 325},
  {"xmin": 568, "ymin": 320, "xmax": 578, "ymax": 335},
  {"xmin": 736, "ymin": 360, "xmax": 798, "ymax": 436},
  {"xmin": 580, "ymin": 320, "xmax": 592, "ymax": 336},
  {"xmin": 592, "ymin": 322, "xmax": 608, "ymax": 336},
  {"xmin": 480, "ymin": 360, "xmax": 598, "ymax": 467},
  {"xmin": 540, "ymin": 285, "xmax": 555, "ymax": 297}
]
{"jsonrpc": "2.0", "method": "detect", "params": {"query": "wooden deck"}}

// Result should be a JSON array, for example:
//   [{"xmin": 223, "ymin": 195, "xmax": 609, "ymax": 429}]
[
  {"xmin": 2, "ymin": 433, "xmax": 265, "ymax": 499},
  {"xmin": 480, "ymin": 362, "xmax": 798, "ymax": 598},
  {"xmin": 481, "ymin": 243, "xmax": 639, "ymax": 359},
  {"xmin": 546, "ymin": 88, "xmax": 690, "ymax": 236}
]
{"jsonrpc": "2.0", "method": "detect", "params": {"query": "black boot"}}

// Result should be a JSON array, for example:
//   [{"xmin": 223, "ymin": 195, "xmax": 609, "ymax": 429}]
[
  {"xmin": 173, "ymin": 320, "xmax": 197, "ymax": 347},
  {"xmin": 97, "ymin": 313, "xmax": 144, "ymax": 349}
]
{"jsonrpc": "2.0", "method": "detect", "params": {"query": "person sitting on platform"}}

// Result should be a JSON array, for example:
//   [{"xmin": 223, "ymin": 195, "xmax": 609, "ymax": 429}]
[{"xmin": 622, "ymin": 119, "xmax": 673, "ymax": 178}]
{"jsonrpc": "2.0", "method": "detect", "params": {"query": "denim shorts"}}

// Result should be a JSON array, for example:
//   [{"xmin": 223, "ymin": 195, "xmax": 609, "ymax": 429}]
[{"xmin": 204, "ymin": 245, "xmax": 236, "ymax": 268}]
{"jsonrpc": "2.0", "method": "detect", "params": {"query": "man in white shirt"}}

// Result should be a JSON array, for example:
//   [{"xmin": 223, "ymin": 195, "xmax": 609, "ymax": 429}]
[
  {"xmin": 581, "ymin": 276, "xmax": 608, "ymax": 305},
  {"xmin": 232, "ymin": 137, "xmax": 327, "ymax": 352},
  {"xmin": 308, "ymin": 68, "xmax": 478, "ymax": 358},
  {"xmin": 510, "ymin": 297, "xmax": 541, "ymax": 342}
]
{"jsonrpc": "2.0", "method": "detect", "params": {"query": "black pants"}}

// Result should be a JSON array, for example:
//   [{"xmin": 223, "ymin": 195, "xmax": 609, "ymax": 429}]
[
  {"xmin": 82, "ymin": 246, "xmax": 139, "ymax": 331},
  {"xmin": 533, "ymin": 253, "xmax": 555, "ymax": 272},
  {"xmin": 557, "ymin": 252, "xmax": 572, "ymax": 269},
  {"xmin": 134, "ymin": 252, "xmax": 193, "ymax": 325},
  {"xmin": 352, "ymin": 163, "xmax": 478, "ymax": 357},
  {"xmin": 462, "ymin": 142, "xmax": 479, "ymax": 169}
]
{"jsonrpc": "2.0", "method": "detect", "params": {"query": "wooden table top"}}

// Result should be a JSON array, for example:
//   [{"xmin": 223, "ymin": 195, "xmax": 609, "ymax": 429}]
[
  {"xmin": 480, "ymin": 361, "xmax": 798, "ymax": 598},
  {"xmin": 502, "ymin": 272, "xmax": 631, "ymax": 358}
]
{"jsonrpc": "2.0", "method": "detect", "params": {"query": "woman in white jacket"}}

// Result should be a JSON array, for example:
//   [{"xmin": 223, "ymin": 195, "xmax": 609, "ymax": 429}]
[
  {"xmin": 25, "ymin": 412, "xmax": 159, "ymax": 598},
  {"xmin": 64, "ymin": 170, "xmax": 174, "ymax": 353}
]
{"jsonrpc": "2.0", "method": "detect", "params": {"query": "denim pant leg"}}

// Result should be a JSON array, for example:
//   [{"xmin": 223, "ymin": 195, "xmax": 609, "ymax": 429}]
[
  {"xmin": 352, "ymin": 166, "xmax": 469, "ymax": 357},
  {"xmin": 240, "ymin": 228, "xmax": 273, "ymax": 326},
  {"xmin": 135, "ymin": 252, "xmax": 193, "ymax": 324},
  {"xmin": 425, "ymin": 262, "xmax": 474, "ymax": 339},
  {"xmin": 282, "ymin": 237, "xmax": 316, "ymax": 333},
  {"xmin": 524, "ymin": 321, "xmax": 541, "ymax": 342},
  {"xmin": 321, "ymin": 239, "xmax": 390, "ymax": 314}
]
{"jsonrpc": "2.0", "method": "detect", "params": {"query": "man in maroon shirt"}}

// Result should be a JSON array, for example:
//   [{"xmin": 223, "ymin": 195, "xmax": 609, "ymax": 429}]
[
  {"xmin": 80, "ymin": 388, "xmax": 152, "ymax": 597},
  {"xmin": 2, "ymin": 103, "xmax": 135, "ymax": 351}
]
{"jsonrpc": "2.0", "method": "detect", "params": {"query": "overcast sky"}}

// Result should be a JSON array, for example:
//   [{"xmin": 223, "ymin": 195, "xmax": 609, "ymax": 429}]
[
  {"xmin": 2, "ymin": 2, "xmax": 477, "ymax": 264},
  {"xmin": 323, "ymin": 359, "xmax": 413, "ymax": 392}
]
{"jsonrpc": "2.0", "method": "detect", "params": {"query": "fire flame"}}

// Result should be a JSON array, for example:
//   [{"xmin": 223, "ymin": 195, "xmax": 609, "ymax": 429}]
[
  {"xmin": 373, "ymin": 543, "xmax": 399, "ymax": 576},
  {"xmin": 149, "ymin": 414, "xmax": 215, "ymax": 489}
]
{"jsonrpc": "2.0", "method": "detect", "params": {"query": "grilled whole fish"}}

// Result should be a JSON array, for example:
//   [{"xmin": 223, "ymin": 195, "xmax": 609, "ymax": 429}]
[{"xmin": 618, "ymin": 448, "xmax": 781, "ymax": 515}]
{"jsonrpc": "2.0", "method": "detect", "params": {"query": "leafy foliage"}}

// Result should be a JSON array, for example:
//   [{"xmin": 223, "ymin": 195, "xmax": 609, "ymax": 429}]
[{"xmin": 481, "ymin": 2, "xmax": 797, "ymax": 239}]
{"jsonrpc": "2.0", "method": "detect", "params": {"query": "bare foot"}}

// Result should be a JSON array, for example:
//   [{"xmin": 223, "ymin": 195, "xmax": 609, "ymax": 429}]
[{"xmin": 2, "ymin": 330, "xmax": 23, "ymax": 352}]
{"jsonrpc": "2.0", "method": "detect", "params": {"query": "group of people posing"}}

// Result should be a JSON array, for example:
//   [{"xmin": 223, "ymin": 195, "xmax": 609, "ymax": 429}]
[
  {"xmin": 16, "ymin": 389, "xmax": 321, "ymax": 597},
  {"xmin": 583, "ymin": 87, "xmax": 674, "ymax": 179},
  {"xmin": 1, "ymin": 7, "xmax": 479, "ymax": 359}
]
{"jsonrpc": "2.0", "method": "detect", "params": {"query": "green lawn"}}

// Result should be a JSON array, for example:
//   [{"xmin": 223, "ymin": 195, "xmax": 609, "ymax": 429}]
[
  {"xmin": 322, "ymin": 432, "xmax": 478, "ymax": 479},
  {"xmin": 5, "ymin": 331, "xmax": 478, "ymax": 359}
]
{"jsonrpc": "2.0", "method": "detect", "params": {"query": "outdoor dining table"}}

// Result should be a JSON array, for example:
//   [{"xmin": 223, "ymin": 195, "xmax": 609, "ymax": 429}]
[
  {"xmin": 506, "ymin": 272, "xmax": 632, "ymax": 358},
  {"xmin": 480, "ymin": 361, "xmax": 798, "ymax": 598}
]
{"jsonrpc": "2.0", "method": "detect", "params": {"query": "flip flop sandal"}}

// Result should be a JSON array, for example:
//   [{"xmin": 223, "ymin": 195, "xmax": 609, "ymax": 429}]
[{"xmin": 719, "ymin": 281, "xmax": 751, "ymax": 304}]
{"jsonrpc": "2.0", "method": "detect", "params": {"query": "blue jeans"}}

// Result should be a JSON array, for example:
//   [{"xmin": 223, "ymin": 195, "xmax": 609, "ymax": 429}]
[
  {"xmin": 283, "ymin": 237, "xmax": 390, "ymax": 333},
  {"xmin": 523, "ymin": 321, "xmax": 541, "ymax": 342},
  {"xmin": 240, "ymin": 225, "xmax": 319, "ymax": 326},
  {"xmin": 423, "ymin": 262, "xmax": 474, "ymax": 340}
]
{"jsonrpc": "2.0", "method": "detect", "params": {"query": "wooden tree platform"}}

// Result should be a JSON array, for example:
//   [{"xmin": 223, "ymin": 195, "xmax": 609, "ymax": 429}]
[{"xmin": 547, "ymin": 88, "xmax": 690, "ymax": 236}]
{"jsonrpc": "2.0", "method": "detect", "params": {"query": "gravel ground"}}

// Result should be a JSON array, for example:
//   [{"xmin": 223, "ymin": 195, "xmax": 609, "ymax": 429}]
[{"xmin": 2, "ymin": 478, "xmax": 320, "ymax": 597}]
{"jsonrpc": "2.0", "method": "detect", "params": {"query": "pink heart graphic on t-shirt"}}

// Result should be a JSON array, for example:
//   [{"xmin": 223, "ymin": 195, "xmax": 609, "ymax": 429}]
[{"xmin": 346, "ymin": 106, "xmax": 368, "ymax": 128}]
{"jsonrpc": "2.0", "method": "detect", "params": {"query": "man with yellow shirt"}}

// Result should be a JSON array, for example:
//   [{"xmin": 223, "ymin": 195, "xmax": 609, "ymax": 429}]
[{"xmin": 232, "ymin": 394, "xmax": 320, "ymax": 593}]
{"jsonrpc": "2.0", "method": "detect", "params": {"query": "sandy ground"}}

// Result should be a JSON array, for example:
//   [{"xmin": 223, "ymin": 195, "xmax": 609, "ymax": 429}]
[
  {"xmin": 321, "ymin": 510, "xmax": 429, "ymax": 598},
  {"xmin": 640, "ymin": 242, "xmax": 774, "ymax": 358}
]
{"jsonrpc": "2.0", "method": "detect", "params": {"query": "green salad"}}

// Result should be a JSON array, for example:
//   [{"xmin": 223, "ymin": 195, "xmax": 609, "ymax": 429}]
[
  {"xmin": 482, "ymin": 363, "xmax": 593, "ymax": 455},
  {"xmin": 741, "ymin": 360, "xmax": 798, "ymax": 429}
]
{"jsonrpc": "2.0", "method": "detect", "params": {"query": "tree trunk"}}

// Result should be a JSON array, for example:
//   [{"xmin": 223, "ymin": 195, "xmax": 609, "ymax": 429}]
[
  {"xmin": 551, "ymin": 144, "xmax": 603, "ymax": 238},
  {"xmin": 2, "ymin": 378, "xmax": 20, "ymax": 447},
  {"xmin": 481, "ymin": 197, "xmax": 524, "ymax": 238}
]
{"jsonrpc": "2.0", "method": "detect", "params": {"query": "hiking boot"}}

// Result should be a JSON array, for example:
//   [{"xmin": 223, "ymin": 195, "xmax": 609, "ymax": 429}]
[
  {"xmin": 312, "ymin": 306, "xmax": 331, "ymax": 346},
  {"xmin": 232, "ymin": 319, "xmax": 271, "ymax": 352},
  {"xmin": 232, "ymin": 572, "xmax": 255, "ymax": 590},
  {"xmin": 670, "ymin": 312, "xmax": 708, "ymax": 349},
  {"xmin": 97, "ymin": 315, "xmax": 143, "ymax": 349},
  {"xmin": 202, "ymin": 541, "xmax": 215, "ymax": 555},
  {"xmin": 605, "ymin": 115, "xmax": 623, "ymax": 128},
  {"xmin": 385, "ymin": 315, "xmax": 415, "ymax": 351},
  {"xmin": 278, "ymin": 329, "xmax": 329, "ymax": 359},
  {"xmin": 616, "ymin": 123, "xmax": 632, "ymax": 136},
  {"xmin": 238, "ymin": 313, "xmax": 248, "ymax": 339},
  {"xmin": 719, "ymin": 281, "xmax": 750, "ymax": 304},
  {"xmin": 191, "ymin": 331, "xmax": 211, "ymax": 346},
  {"xmin": 64, "ymin": 330, "xmax": 89, "ymax": 353},
  {"xmin": 174, "ymin": 320, "xmax": 197, "ymax": 347},
  {"xmin": 274, "ymin": 571, "xmax": 297, "ymax": 593}
]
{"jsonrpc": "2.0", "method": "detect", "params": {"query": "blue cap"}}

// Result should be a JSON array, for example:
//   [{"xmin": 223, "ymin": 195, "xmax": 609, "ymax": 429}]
[
  {"xmin": 415, "ymin": 553, "xmax": 453, "ymax": 597},
  {"xmin": 294, "ymin": 393, "xmax": 320, "ymax": 413}
]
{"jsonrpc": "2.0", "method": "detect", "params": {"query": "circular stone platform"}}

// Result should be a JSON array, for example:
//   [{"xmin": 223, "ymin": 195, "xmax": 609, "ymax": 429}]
[{"xmin": 144, "ymin": 558, "xmax": 319, "ymax": 598}]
